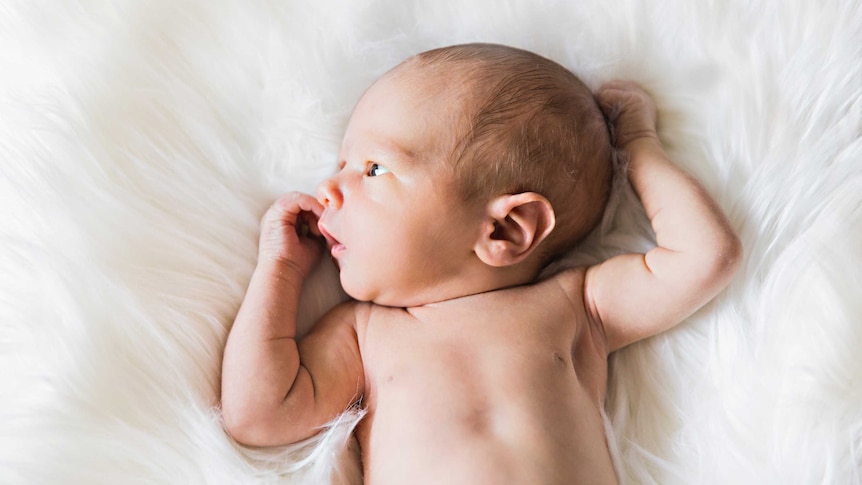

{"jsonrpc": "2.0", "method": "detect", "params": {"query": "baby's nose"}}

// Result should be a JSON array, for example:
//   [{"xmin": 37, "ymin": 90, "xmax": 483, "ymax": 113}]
[{"xmin": 316, "ymin": 177, "xmax": 343, "ymax": 209}]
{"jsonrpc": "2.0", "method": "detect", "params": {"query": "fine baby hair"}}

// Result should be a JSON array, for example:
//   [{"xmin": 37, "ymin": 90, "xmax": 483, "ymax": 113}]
[{"xmin": 402, "ymin": 43, "xmax": 614, "ymax": 261}]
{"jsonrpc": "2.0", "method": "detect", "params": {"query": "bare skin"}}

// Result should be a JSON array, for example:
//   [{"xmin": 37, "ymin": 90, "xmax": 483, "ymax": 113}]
[
  {"xmin": 220, "ymin": 70, "xmax": 742, "ymax": 484},
  {"xmin": 350, "ymin": 271, "xmax": 615, "ymax": 484}
]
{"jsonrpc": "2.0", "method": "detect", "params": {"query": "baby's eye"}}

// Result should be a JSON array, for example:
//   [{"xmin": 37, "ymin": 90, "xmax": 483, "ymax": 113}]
[{"xmin": 366, "ymin": 162, "xmax": 390, "ymax": 177}]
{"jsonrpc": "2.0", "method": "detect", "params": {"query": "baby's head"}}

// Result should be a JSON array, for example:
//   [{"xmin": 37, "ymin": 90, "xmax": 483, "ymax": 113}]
[
  {"xmin": 317, "ymin": 43, "xmax": 612, "ymax": 306},
  {"xmin": 406, "ymin": 44, "xmax": 613, "ymax": 261}
]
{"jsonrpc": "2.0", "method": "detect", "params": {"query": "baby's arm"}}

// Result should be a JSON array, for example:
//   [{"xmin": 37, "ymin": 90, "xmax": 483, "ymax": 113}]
[
  {"xmin": 584, "ymin": 81, "xmax": 742, "ymax": 353},
  {"xmin": 221, "ymin": 193, "xmax": 364, "ymax": 446}
]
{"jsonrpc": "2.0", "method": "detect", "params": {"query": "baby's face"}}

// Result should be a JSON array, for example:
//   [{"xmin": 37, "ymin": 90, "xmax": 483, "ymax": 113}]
[{"xmin": 316, "ymin": 70, "xmax": 482, "ymax": 306}]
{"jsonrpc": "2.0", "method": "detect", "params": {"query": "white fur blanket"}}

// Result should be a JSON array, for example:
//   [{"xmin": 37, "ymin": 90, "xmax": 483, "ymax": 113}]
[{"xmin": 2, "ymin": 1, "xmax": 860, "ymax": 483}]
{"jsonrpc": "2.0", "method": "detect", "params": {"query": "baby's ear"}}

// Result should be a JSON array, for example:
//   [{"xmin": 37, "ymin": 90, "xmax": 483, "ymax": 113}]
[{"xmin": 473, "ymin": 192, "xmax": 555, "ymax": 267}]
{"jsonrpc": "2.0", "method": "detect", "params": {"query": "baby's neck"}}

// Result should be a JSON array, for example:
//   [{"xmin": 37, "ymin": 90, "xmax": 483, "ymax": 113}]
[{"xmin": 382, "ymin": 262, "xmax": 542, "ymax": 309}]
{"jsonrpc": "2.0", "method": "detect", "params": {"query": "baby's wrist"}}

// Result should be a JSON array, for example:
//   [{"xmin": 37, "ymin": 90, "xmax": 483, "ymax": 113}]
[
  {"xmin": 254, "ymin": 256, "xmax": 310, "ymax": 285},
  {"xmin": 621, "ymin": 134, "xmax": 663, "ymax": 155}
]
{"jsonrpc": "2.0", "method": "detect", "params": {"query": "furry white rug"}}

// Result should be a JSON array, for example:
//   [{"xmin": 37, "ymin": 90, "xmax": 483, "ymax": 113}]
[{"xmin": 2, "ymin": 0, "xmax": 860, "ymax": 483}]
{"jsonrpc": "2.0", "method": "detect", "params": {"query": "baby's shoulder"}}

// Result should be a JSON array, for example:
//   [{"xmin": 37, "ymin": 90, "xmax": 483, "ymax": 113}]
[
  {"xmin": 532, "ymin": 266, "xmax": 588, "ymax": 304},
  {"xmin": 350, "ymin": 299, "xmax": 417, "ymax": 334},
  {"xmin": 482, "ymin": 266, "xmax": 589, "ymax": 317},
  {"xmin": 312, "ymin": 300, "xmax": 378, "ymax": 342},
  {"xmin": 535, "ymin": 266, "xmax": 609, "ymax": 356}
]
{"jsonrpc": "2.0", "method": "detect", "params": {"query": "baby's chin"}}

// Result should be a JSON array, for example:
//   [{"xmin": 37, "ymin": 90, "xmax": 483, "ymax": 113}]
[
  {"xmin": 340, "ymin": 276, "xmax": 432, "ymax": 308},
  {"xmin": 344, "ymin": 286, "xmax": 412, "ymax": 308},
  {"xmin": 340, "ymin": 275, "xmax": 387, "ymax": 306}
]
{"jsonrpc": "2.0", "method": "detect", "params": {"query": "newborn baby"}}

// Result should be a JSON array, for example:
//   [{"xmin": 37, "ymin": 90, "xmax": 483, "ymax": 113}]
[{"xmin": 221, "ymin": 43, "xmax": 742, "ymax": 484}]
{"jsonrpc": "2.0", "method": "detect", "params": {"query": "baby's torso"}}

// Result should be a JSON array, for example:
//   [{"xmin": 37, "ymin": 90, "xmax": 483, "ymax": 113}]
[{"xmin": 353, "ymin": 269, "xmax": 618, "ymax": 485}]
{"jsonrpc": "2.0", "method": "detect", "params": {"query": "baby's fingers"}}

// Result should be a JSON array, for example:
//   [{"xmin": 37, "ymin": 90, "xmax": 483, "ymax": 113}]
[
  {"xmin": 272, "ymin": 192, "xmax": 324, "ymax": 217},
  {"xmin": 596, "ymin": 81, "xmax": 656, "ymax": 114},
  {"xmin": 595, "ymin": 80, "xmax": 659, "ymax": 148},
  {"xmin": 596, "ymin": 80, "xmax": 647, "ymax": 99},
  {"xmin": 266, "ymin": 192, "xmax": 324, "ymax": 228},
  {"xmin": 258, "ymin": 192, "xmax": 326, "ymax": 270}
]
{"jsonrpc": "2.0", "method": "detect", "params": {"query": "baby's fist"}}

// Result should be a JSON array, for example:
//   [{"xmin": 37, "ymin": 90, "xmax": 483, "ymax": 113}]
[
  {"xmin": 597, "ymin": 81, "xmax": 659, "ymax": 149},
  {"xmin": 258, "ymin": 192, "xmax": 324, "ymax": 277}
]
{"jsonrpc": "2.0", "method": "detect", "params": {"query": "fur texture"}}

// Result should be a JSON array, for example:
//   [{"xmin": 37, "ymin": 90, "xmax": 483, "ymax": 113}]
[{"xmin": 1, "ymin": 0, "xmax": 860, "ymax": 483}]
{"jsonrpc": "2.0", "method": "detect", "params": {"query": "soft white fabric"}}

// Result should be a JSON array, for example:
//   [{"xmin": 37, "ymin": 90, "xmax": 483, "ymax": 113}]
[{"xmin": 2, "ymin": 1, "xmax": 860, "ymax": 483}]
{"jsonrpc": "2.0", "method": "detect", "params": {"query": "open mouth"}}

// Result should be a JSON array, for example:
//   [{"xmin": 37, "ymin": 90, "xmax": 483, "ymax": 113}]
[{"xmin": 317, "ymin": 222, "xmax": 345, "ymax": 259}]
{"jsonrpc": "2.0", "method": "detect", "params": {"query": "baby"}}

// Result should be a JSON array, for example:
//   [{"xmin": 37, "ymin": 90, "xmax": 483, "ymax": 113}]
[{"xmin": 221, "ymin": 43, "xmax": 742, "ymax": 484}]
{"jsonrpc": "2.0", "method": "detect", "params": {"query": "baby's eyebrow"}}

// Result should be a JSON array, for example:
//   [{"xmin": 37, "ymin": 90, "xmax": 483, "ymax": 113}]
[
  {"xmin": 393, "ymin": 142, "xmax": 416, "ymax": 159},
  {"xmin": 340, "ymin": 135, "xmax": 419, "ymax": 166},
  {"xmin": 379, "ymin": 139, "xmax": 416, "ymax": 162},
  {"xmin": 363, "ymin": 143, "xmax": 419, "ymax": 170}
]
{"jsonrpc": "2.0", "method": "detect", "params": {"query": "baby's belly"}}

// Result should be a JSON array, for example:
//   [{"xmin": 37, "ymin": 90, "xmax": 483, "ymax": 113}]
[{"xmin": 356, "ymin": 352, "xmax": 618, "ymax": 485}]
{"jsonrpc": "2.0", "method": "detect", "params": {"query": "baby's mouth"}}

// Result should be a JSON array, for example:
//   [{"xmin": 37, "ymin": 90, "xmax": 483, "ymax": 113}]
[{"xmin": 317, "ymin": 223, "xmax": 345, "ymax": 259}]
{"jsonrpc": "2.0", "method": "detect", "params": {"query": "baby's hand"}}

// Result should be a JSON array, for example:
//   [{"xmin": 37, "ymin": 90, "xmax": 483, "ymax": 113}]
[
  {"xmin": 258, "ymin": 192, "xmax": 325, "ymax": 277},
  {"xmin": 596, "ymin": 80, "xmax": 659, "ymax": 149}
]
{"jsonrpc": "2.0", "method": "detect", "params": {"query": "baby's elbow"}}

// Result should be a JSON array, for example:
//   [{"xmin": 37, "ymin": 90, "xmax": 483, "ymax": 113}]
[
  {"xmin": 221, "ymin": 400, "xmax": 277, "ymax": 447},
  {"xmin": 721, "ymin": 230, "xmax": 743, "ymax": 272},
  {"xmin": 705, "ymin": 229, "xmax": 743, "ymax": 285},
  {"xmin": 222, "ymin": 398, "xmax": 315, "ymax": 447},
  {"xmin": 221, "ymin": 402, "xmax": 259, "ymax": 446}
]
